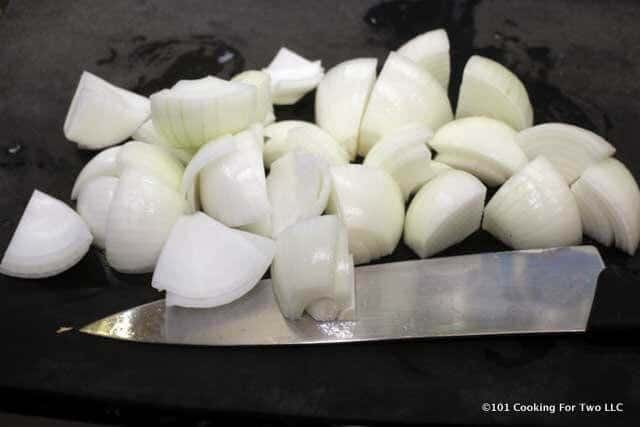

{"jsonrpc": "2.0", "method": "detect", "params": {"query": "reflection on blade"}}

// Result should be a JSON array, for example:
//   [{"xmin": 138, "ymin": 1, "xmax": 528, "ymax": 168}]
[{"xmin": 81, "ymin": 246, "xmax": 605, "ymax": 346}]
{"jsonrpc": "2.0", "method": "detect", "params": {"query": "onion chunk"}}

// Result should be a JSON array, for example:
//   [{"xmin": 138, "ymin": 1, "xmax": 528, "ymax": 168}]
[
  {"xmin": 397, "ymin": 28, "xmax": 450, "ymax": 89},
  {"xmin": 264, "ymin": 47, "xmax": 324, "ymax": 105},
  {"xmin": 76, "ymin": 176, "xmax": 119, "ymax": 249}
]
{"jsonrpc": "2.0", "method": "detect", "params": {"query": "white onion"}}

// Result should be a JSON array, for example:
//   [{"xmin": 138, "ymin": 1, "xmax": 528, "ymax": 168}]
[
  {"xmin": 315, "ymin": 58, "xmax": 378, "ymax": 159},
  {"xmin": 153, "ymin": 212, "xmax": 275, "ymax": 308},
  {"xmin": 482, "ymin": 156, "xmax": 582, "ymax": 249},
  {"xmin": 404, "ymin": 170, "xmax": 486, "ymax": 258},
  {"xmin": 232, "ymin": 70, "xmax": 275, "ymax": 125},
  {"xmin": 71, "ymin": 146, "xmax": 121, "ymax": 199},
  {"xmin": 358, "ymin": 52, "xmax": 453, "ymax": 156},
  {"xmin": 150, "ymin": 76, "xmax": 257, "ymax": 149},
  {"xmin": 456, "ymin": 55, "xmax": 533, "ymax": 131},
  {"xmin": 571, "ymin": 158, "xmax": 640, "ymax": 254},
  {"xmin": 430, "ymin": 160, "xmax": 452, "ymax": 175},
  {"xmin": 64, "ymin": 71, "xmax": 150, "ymax": 150},
  {"xmin": 264, "ymin": 120, "xmax": 309, "ymax": 141},
  {"xmin": 264, "ymin": 47, "xmax": 324, "ymax": 105},
  {"xmin": 429, "ymin": 117, "xmax": 528, "ymax": 186},
  {"xmin": 0, "ymin": 190, "xmax": 92, "ymax": 278},
  {"xmin": 515, "ymin": 123, "xmax": 615, "ymax": 183},
  {"xmin": 326, "ymin": 165, "xmax": 404, "ymax": 264},
  {"xmin": 105, "ymin": 169, "xmax": 187, "ymax": 273},
  {"xmin": 397, "ymin": 28, "xmax": 450, "ymax": 89},
  {"xmin": 363, "ymin": 123, "xmax": 434, "ymax": 200},
  {"xmin": 264, "ymin": 121, "xmax": 349, "ymax": 168},
  {"xmin": 117, "ymin": 141, "xmax": 185, "ymax": 191},
  {"xmin": 76, "ymin": 176, "xmax": 119, "ymax": 249},
  {"xmin": 132, "ymin": 120, "xmax": 195, "ymax": 164},
  {"xmin": 263, "ymin": 150, "xmax": 331, "ymax": 237},
  {"xmin": 271, "ymin": 215, "xmax": 354, "ymax": 320}
]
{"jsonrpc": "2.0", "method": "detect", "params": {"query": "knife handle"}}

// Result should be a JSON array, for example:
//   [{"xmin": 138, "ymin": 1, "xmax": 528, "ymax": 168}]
[{"xmin": 586, "ymin": 266, "xmax": 640, "ymax": 338}]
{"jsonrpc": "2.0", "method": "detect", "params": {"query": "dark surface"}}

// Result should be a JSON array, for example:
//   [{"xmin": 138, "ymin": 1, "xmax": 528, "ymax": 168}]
[
  {"xmin": 588, "ymin": 267, "xmax": 640, "ymax": 337},
  {"xmin": 1, "ymin": 0, "xmax": 640, "ymax": 425}
]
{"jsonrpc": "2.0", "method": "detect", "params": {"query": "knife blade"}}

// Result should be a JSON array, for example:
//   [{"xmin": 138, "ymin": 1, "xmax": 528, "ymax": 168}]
[{"xmin": 80, "ymin": 246, "xmax": 605, "ymax": 345}]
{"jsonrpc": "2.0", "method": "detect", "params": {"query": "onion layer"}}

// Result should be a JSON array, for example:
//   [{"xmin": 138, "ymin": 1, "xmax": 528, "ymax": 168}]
[
  {"xmin": 71, "ymin": 146, "xmax": 121, "ymax": 200},
  {"xmin": 397, "ymin": 28, "xmax": 450, "ymax": 89},
  {"xmin": 264, "ymin": 47, "xmax": 324, "ymax": 105},
  {"xmin": 76, "ymin": 176, "xmax": 119, "ymax": 249},
  {"xmin": 117, "ymin": 141, "xmax": 185, "ymax": 191},
  {"xmin": 132, "ymin": 120, "xmax": 196, "ymax": 164},
  {"xmin": 404, "ymin": 170, "xmax": 486, "ymax": 258},
  {"xmin": 232, "ymin": 70, "xmax": 275, "ymax": 125},
  {"xmin": 1, "ymin": 190, "xmax": 92, "ymax": 278},
  {"xmin": 482, "ymin": 156, "xmax": 582, "ymax": 249}
]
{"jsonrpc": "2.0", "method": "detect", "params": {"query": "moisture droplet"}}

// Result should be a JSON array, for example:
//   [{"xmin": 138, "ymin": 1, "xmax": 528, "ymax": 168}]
[{"xmin": 7, "ymin": 144, "xmax": 21, "ymax": 154}]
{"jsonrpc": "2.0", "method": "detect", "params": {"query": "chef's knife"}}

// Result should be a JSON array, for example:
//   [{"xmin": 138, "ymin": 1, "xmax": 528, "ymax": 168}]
[{"xmin": 81, "ymin": 246, "xmax": 623, "ymax": 346}]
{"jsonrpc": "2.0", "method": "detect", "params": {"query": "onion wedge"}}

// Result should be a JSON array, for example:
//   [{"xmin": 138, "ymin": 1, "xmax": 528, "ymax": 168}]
[
  {"xmin": 358, "ymin": 52, "xmax": 453, "ymax": 156},
  {"xmin": 516, "ymin": 123, "xmax": 615, "ymax": 183},
  {"xmin": 404, "ymin": 170, "xmax": 486, "ymax": 258},
  {"xmin": 105, "ymin": 169, "xmax": 187, "ymax": 273},
  {"xmin": 76, "ymin": 176, "xmax": 119, "ymax": 250},
  {"xmin": 271, "ymin": 215, "xmax": 354, "ymax": 321},
  {"xmin": 232, "ymin": 70, "xmax": 275, "ymax": 125},
  {"xmin": 430, "ymin": 117, "xmax": 528, "ymax": 186},
  {"xmin": 133, "ymin": 120, "xmax": 196, "ymax": 164},
  {"xmin": 571, "ymin": 158, "xmax": 640, "ymax": 254},
  {"xmin": 397, "ymin": 28, "xmax": 450, "ymax": 89},
  {"xmin": 64, "ymin": 71, "xmax": 150, "ymax": 150},
  {"xmin": 456, "ymin": 55, "xmax": 533, "ymax": 131},
  {"xmin": 117, "ymin": 141, "xmax": 185, "ymax": 191},
  {"xmin": 1, "ymin": 190, "xmax": 92, "ymax": 278},
  {"xmin": 264, "ymin": 47, "xmax": 324, "ymax": 105},
  {"xmin": 327, "ymin": 165, "xmax": 404, "ymax": 264},
  {"xmin": 71, "ymin": 146, "xmax": 121, "ymax": 200},
  {"xmin": 482, "ymin": 156, "xmax": 582, "ymax": 250},
  {"xmin": 363, "ymin": 123, "xmax": 435, "ymax": 200},
  {"xmin": 315, "ymin": 58, "xmax": 378, "ymax": 159}
]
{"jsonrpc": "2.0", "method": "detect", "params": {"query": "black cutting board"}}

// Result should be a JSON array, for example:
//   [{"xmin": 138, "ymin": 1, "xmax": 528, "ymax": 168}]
[{"xmin": 1, "ymin": 1, "xmax": 640, "ymax": 425}]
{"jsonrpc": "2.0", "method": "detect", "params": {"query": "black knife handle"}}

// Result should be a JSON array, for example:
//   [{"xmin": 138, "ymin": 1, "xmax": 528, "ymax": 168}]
[{"xmin": 586, "ymin": 266, "xmax": 640, "ymax": 338}]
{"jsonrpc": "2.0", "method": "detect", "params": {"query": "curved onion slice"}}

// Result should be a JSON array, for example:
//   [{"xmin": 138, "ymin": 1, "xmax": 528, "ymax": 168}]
[
  {"xmin": 105, "ymin": 169, "xmax": 187, "ymax": 273},
  {"xmin": 315, "ymin": 58, "xmax": 377, "ymax": 159},
  {"xmin": 397, "ymin": 28, "xmax": 450, "ymax": 89},
  {"xmin": 117, "ymin": 141, "xmax": 185, "ymax": 191},
  {"xmin": 232, "ymin": 70, "xmax": 275, "ymax": 125},
  {"xmin": 363, "ymin": 123, "xmax": 434, "ymax": 200},
  {"xmin": 264, "ymin": 122, "xmax": 349, "ymax": 168},
  {"xmin": 264, "ymin": 47, "xmax": 324, "ymax": 105},
  {"xmin": 516, "ymin": 123, "xmax": 615, "ymax": 183},
  {"xmin": 264, "ymin": 150, "xmax": 331, "ymax": 237},
  {"xmin": 404, "ymin": 170, "xmax": 486, "ymax": 258},
  {"xmin": 359, "ymin": 52, "xmax": 453, "ymax": 156},
  {"xmin": 152, "ymin": 212, "xmax": 274, "ymax": 308},
  {"xmin": 571, "ymin": 159, "xmax": 640, "ymax": 254},
  {"xmin": 133, "ymin": 120, "xmax": 196, "ymax": 164},
  {"xmin": 264, "ymin": 120, "xmax": 309, "ymax": 141},
  {"xmin": 71, "ymin": 146, "xmax": 121, "ymax": 199},
  {"xmin": 430, "ymin": 160, "xmax": 452, "ymax": 175},
  {"xmin": 0, "ymin": 190, "xmax": 92, "ymax": 278},
  {"xmin": 271, "ymin": 215, "xmax": 354, "ymax": 320},
  {"xmin": 482, "ymin": 156, "xmax": 582, "ymax": 250},
  {"xmin": 456, "ymin": 55, "xmax": 533, "ymax": 131},
  {"xmin": 326, "ymin": 165, "xmax": 404, "ymax": 264},
  {"xmin": 198, "ymin": 128, "xmax": 270, "ymax": 227},
  {"xmin": 76, "ymin": 176, "xmax": 118, "ymax": 249},
  {"xmin": 150, "ymin": 77, "xmax": 256, "ymax": 149},
  {"xmin": 430, "ymin": 117, "xmax": 528, "ymax": 186},
  {"xmin": 64, "ymin": 71, "xmax": 150, "ymax": 150}
]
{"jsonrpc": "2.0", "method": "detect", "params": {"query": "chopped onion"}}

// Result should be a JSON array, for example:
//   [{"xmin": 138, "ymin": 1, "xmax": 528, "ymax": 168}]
[
  {"xmin": 232, "ymin": 70, "xmax": 275, "ymax": 125},
  {"xmin": 264, "ymin": 47, "xmax": 324, "ymax": 105},
  {"xmin": 430, "ymin": 117, "xmax": 528, "ymax": 186},
  {"xmin": 315, "ymin": 58, "xmax": 377, "ymax": 159},
  {"xmin": 64, "ymin": 71, "xmax": 150, "ymax": 150},
  {"xmin": 430, "ymin": 160, "xmax": 452, "ymax": 175},
  {"xmin": 0, "ymin": 190, "xmax": 92, "ymax": 278},
  {"xmin": 105, "ymin": 169, "xmax": 187, "ymax": 273},
  {"xmin": 264, "ymin": 150, "xmax": 331, "ymax": 237},
  {"xmin": 132, "ymin": 120, "xmax": 196, "ymax": 164},
  {"xmin": 404, "ymin": 170, "xmax": 486, "ymax": 258},
  {"xmin": 117, "ymin": 141, "xmax": 185, "ymax": 191},
  {"xmin": 71, "ymin": 146, "xmax": 121, "ymax": 200},
  {"xmin": 326, "ymin": 165, "xmax": 404, "ymax": 264},
  {"xmin": 358, "ymin": 52, "xmax": 453, "ymax": 156},
  {"xmin": 571, "ymin": 158, "xmax": 640, "ymax": 254},
  {"xmin": 363, "ymin": 123, "xmax": 435, "ymax": 200},
  {"xmin": 264, "ymin": 121, "xmax": 349, "ymax": 168},
  {"xmin": 515, "ymin": 123, "xmax": 615, "ymax": 183},
  {"xmin": 397, "ymin": 28, "xmax": 450, "ymax": 89},
  {"xmin": 456, "ymin": 55, "xmax": 533, "ymax": 131},
  {"xmin": 76, "ymin": 176, "xmax": 119, "ymax": 249},
  {"xmin": 264, "ymin": 120, "xmax": 309, "ymax": 141},
  {"xmin": 153, "ymin": 212, "xmax": 275, "ymax": 308},
  {"xmin": 271, "ymin": 215, "xmax": 354, "ymax": 320},
  {"xmin": 150, "ymin": 76, "xmax": 257, "ymax": 149},
  {"xmin": 482, "ymin": 156, "xmax": 582, "ymax": 250}
]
